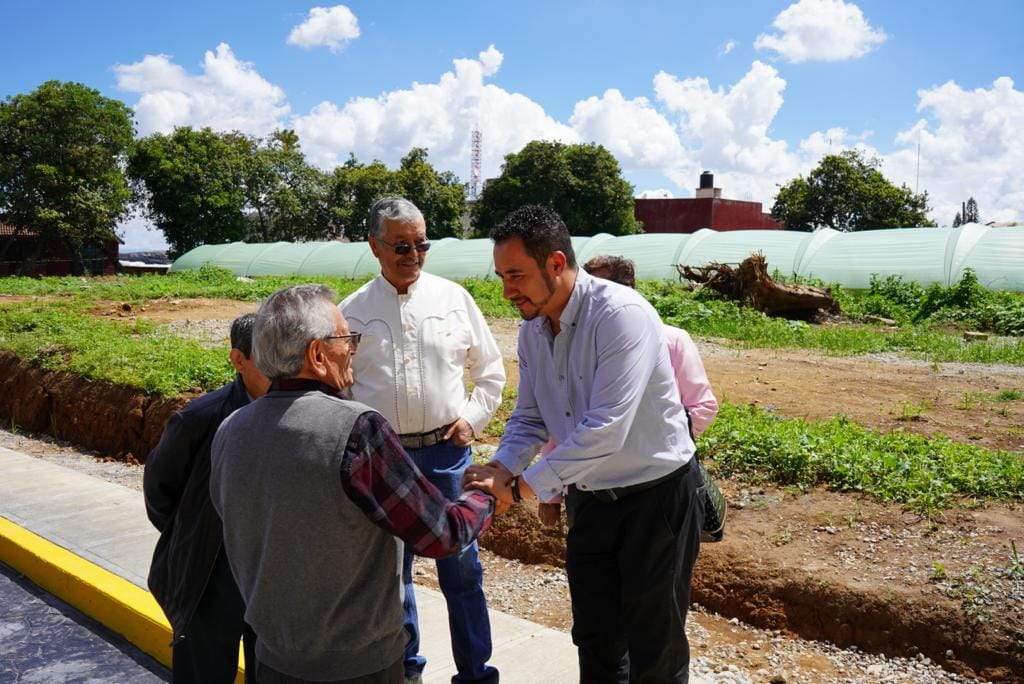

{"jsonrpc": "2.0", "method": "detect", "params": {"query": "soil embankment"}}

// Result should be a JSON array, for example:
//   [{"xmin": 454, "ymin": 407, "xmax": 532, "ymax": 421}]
[{"xmin": 0, "ymin": 352, "xmax": 188, "ymax": 461}]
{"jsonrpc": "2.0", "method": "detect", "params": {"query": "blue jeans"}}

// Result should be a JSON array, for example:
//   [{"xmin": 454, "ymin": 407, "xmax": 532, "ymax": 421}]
[{"xmin": 402, "ymin": 440, "xmax": 498, "ymax": 684}]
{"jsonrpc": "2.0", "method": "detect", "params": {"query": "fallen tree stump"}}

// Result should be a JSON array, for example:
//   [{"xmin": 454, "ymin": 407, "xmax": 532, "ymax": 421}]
[{"xmin": 678, "ymin": 253, "xmax": 840, "ymax": 320}]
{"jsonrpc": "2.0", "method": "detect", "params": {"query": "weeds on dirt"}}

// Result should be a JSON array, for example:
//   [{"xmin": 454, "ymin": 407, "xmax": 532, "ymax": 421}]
[
  {"xmin": 894, "ymin": 400, "xmax": 929, "ymax": 421},
  {"xmin": 698, "ymin": 403, "xmax": 1024, "ymax": 515},
  {"xmin": 637, "ymin": 279, "xmax": 1024, "ymax": 366}
]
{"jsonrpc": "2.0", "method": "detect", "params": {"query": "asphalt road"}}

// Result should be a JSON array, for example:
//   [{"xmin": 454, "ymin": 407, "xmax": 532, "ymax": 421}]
[{"xmin": 0, "ymin": 562, "xmax": 169, "ymax": 683}]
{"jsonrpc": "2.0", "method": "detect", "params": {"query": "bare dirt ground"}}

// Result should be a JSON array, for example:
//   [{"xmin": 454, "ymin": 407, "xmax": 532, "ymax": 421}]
[{"xmin": 4, "ymin": 298, "xmax": 1022, "ymax": 682}]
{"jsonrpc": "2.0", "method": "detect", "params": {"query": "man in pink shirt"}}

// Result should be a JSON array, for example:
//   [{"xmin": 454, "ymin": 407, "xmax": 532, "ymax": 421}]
[{"xmin": 537, "ymin": 255, "xmax": 719, "ymax": 526}]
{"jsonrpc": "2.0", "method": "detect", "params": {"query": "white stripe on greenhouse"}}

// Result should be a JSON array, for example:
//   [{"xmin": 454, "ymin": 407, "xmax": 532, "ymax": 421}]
[{"xmin": 169, "ymin": 224, "xmax": 1024, "ymax": 291}]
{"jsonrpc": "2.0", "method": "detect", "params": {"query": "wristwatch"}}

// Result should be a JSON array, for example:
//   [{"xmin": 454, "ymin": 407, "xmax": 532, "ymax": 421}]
[{"xmin": 510, "ymin": 476, "xmax": 523, "ymax": 503}]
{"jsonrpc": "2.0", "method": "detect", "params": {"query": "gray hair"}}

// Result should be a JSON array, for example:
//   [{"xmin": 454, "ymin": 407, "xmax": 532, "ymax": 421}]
[
  {"xmin": 253, "ymin": 284, "xmax": 338, "ymax": 380},
  {"xmin": 368, "ymin": 197, "xmax": 424, "ymax": 239}
]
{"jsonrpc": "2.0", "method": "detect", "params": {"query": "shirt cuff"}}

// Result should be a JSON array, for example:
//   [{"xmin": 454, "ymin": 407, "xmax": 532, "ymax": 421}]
[
  {"xmin": 460, "ymin": 402, "xmax": 490, "ymax": 438},
  {"xmin": 522, "ymin": 458, "xmax": 564, "ymax": 504}
]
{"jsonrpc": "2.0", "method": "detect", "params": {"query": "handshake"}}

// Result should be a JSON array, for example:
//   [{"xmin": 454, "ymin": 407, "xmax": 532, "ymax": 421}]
[{"xmin": 462, "ymin": 461, "xmax": 561, "ymax": 527}]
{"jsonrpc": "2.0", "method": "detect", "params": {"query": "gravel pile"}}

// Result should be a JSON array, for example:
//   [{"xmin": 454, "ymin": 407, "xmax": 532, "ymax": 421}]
[{"xmin": 2, "ymin": 426, "xmax": 993, "ymax": 683}]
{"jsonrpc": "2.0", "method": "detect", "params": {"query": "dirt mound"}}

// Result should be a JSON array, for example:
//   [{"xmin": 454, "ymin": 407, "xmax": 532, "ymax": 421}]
[{"xmin": 0, "ymin": 352, "xmax": 188, "ymax": 460}]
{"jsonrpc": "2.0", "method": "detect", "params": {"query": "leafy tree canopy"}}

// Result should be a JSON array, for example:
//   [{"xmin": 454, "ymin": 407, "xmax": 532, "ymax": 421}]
[
  {"xmin": 0, "ymin": 81, "xmax": 135, "ymax": 272},
  {"xmin": 330, "ymin": 147, "xmax": 466, "ymax": 241},
  {"xmin": 470, "ymin": 141, "xmax": 639, "ymax": 237},
  {"xmin": 771, "ymin": 150, "xmax": 934, "ymax": 232},
  {"xmin": 130, "ymin": 127, "xmax": 338, "ymax": 257},
  {"xmin": 129, "ymin": 127, "xmax": 253, "ymax": 258}
]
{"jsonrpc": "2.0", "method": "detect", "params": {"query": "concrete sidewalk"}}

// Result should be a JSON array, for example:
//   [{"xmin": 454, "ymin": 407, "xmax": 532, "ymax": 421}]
[{"xmin": 0, "ymin": 446, "xmax": 577, "ymax": 682}]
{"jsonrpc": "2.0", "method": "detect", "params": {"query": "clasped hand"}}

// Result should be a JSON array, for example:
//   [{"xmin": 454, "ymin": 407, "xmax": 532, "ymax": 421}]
[{"xmin": 462, "ymin": 461, "xmax": 514, "ymax": 515}]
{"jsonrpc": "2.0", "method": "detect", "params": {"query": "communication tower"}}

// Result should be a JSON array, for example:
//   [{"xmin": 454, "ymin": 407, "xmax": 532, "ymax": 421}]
[{"xmin": 470, "ymin": 125, "xmax": 482, "ymax": 200}]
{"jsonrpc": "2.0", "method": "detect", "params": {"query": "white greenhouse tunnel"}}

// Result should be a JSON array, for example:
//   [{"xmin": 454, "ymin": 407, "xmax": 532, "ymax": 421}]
[{"xmin": 170, "ymin": 224, "xmax": 1024, "ymax": 291}]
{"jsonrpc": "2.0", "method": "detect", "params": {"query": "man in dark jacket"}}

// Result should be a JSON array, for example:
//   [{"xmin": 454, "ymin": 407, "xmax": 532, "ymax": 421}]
[{"xmin": 145, "ymin": 312, "xmax": 269, "ymax": 682}]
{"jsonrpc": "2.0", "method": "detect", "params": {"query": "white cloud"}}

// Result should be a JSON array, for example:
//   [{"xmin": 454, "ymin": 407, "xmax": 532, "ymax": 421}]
[
  {"xmin": 754, "ymin": 0, "xmax": 887, "ymax": 63},
  {"xmin": 637, "ymin": 188, "xmax": 674, "ymax": 199},
  {"xmin": 115, "ymin": 43, "xmax": 289, "ymax": 136},
  {"xmin": 114, "ymin": 40, "xmax": 1015, "ymax": 227},
  {"xmin": 287, "ymin": 5, "xmax": 360, "ymax": 53},
  {"xmin": 478, "ymin": 44, "xmax": 503, "ymax": 77},
  {"xmin": 569, "ymin": 89, "xmax": 685, "ymax": 169},
  {"xmin": 293, "ymin": 46, "xmax": 577, "ymax": 178},
  {"xmin": 887, "ymin": 77, "xmax": 1024, "ymax": 224},
  {"xmin": 654, "ymin": 60, "xmax": 801, "ymax": 201},
  {"xmin": 720, "ymin": 40, "xmax": 736, "ymax": 56}
]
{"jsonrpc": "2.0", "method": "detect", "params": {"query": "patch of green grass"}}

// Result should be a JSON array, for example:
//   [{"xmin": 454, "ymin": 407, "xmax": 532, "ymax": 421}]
[
  {"xmin": 698, "ymin": 402, "xmax": 1024, "ymax": 515},
  {"xmin": 638, "ymin": 280, "xmax": 1024, "ymax": 365},
  {"xmin": 0, "ymin": 301, "xmax": 233, "ymax": 395},
  {"xmin": 0, "ymin": 264, "xmax": 369, "ymax": 303}
]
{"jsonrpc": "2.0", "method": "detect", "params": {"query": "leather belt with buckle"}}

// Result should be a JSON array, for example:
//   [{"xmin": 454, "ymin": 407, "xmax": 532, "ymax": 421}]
[
  {"xmin": 575, "ymin": 462, "xmax": 690, "ymax": 503},
  {"xmin": 398, "ymin": 423, "xmax": 454, "ymax": 450}
]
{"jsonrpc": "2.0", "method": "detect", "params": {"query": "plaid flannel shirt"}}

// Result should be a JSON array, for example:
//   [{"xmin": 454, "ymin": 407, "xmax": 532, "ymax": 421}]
[{"xmin": 271, "ymin": 378, "xmax": 493, "ymax": 557}]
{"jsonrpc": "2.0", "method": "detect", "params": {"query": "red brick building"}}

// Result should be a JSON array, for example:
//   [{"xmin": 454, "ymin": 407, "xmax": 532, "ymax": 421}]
[
  {"xmin": 634, "ymin": 172, "xmax": 780, "ymax": 234},
  {"xmin": 0, "ymin": 223, "xmax": 120, "ymax": 276}
]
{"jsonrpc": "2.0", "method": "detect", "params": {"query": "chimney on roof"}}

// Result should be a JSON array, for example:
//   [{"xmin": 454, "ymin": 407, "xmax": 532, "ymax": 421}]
[{"xmin": 696, "ymin": 171, "xmax": 721, "ymax": 199}]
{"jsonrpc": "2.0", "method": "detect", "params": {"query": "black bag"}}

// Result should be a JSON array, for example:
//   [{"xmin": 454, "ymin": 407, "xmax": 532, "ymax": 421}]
[
  {"xmin": 685, "ymin": 410, "xmax": 726, "ymax": 542},
  {"xmin": 696, "ymin": 456, "xmax": 726, "ymax": 543}
]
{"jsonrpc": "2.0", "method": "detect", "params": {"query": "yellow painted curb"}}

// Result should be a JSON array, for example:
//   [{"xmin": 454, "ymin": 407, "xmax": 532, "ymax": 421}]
[{"xmin": 0, "ymin": 515, "xmax": 244, "ymax": 682}]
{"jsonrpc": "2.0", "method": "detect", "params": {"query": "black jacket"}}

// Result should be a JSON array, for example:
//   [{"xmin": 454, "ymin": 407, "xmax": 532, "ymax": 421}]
[{"xmin": 144, "ymin": 375, "xmax": 251, "ymax": 638}]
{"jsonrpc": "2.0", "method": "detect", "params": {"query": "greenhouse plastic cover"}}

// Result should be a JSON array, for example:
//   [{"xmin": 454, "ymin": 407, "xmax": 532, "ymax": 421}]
[{"xmin": 170, "ymin": 224, "xmax": 1024, "ymax": 291}]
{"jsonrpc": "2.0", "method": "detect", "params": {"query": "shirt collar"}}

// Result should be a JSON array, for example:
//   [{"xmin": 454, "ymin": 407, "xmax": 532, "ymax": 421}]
[
  {"xmin": 269, "ymin": 378, "xmax": 344, "ymax": 398},
  {"xmin": 560, "ymin": 268, "xmax": 588, "ymax": 329},
  {"xmin": 375, "ymin": 272, "xmax": 422, "ymax": 296}
]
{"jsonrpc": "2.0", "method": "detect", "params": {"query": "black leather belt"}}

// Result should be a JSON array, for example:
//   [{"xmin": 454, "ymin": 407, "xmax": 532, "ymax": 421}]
[
  {"xmin": 398, "ymin": 423, "xmax": 454, "ymax": 450},
  {"xmin": 575, "ymin": 462, "xmax": 690, "ymax": 503}
]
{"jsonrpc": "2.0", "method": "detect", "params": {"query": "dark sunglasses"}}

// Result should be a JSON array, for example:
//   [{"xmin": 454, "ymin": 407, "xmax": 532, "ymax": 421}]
[
  {"xmin": 323, "ymin": 332, "xmax": 361, "ymax": 350},
  {"xmin": 376, "ymin": 238, "xmax": 431, "ymax": 255}
]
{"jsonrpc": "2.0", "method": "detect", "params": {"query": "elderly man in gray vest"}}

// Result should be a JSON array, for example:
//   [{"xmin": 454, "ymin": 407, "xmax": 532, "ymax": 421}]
[{"xmin": 211, "ymin": 284, "xmax": 498, "ymax": 684}]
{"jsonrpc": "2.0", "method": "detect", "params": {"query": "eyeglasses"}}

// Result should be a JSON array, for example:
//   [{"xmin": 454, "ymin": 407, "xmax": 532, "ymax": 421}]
[
  {"xmin": 376, "ymin": 238, "xmax": 431, "ymax": 256},
  {"xmin": 323, "ymin": 332, "xmax": 361, "ymax": 350}
]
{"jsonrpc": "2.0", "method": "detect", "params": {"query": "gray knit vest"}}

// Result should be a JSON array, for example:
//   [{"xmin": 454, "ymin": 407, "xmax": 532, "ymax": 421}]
[{"xmin": 210, "ymin": 390, "xmax": 404, "ymax": 680}]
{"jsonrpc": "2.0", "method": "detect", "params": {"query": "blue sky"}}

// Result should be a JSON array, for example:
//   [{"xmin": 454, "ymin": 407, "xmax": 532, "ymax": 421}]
[{"xmin": 3, "ymin": 0, "xmax": 1022, "ymax": 249}]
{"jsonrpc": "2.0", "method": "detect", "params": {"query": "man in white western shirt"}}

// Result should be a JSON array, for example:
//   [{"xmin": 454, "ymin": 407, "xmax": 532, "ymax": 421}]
[{"xmin": 340, "ymin": 197, "xmax": 505, "ymax": 684}]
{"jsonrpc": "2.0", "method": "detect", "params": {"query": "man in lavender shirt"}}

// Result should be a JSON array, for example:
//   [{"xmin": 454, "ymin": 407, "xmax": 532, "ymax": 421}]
[
  {"xmin": 465, "ymin": 205, "xmax": 704, "ymax": 683},
  {"xmin": 534, "ymin": 255, "xmax": 720, "ymax": 527}
]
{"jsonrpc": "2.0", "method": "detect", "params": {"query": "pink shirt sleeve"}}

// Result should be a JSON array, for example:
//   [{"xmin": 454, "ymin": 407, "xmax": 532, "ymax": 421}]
[{"xmin": 663, "ymin": 325, "xmax": 718, "ymax": 437}]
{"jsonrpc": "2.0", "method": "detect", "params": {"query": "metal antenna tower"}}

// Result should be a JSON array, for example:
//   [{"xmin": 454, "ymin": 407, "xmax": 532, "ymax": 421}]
[{"xmin": 470, "ymin": 125, "xmax": 482, "ymax": 200}]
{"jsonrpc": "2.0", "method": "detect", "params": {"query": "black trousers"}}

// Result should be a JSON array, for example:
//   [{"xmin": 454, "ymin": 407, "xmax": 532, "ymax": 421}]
[
  {"xmin": 254, "ymin": 658, "xmax": 403, "ymax": 684},
  {"xmin": 173, "ymin": 549, "xmax": 256, "ymax": 683},
  {"xmin": 565, "ymin": 464, "xmax": 703, "ymax": 684}
]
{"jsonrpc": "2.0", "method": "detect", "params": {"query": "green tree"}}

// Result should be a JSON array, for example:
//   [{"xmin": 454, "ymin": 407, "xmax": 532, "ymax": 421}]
[
  {"xmin": 0, "ymin": 81, "xmax": 135, "ymax": 273},
  {"xmin": 771, "ymin": 150, "xmax": 934, "ymax": 232},
  {"xmin": 953, "ymin": 197, "xmax": 981, "ymax": 227},
  {"xmin": 243, "ymin": 130, "xmax": 336, "ymax": 243},
  {"xmin": 329, "ymin": 156, "xmax": 401, "ymax": 241},
  {"xmin": 470, "ymin": 140, "xmax": 639, "ymax": 236},
  {"xmin": 129, "ymin": 127, "xmax": 251, "ymax": 258},
  {"xmin": 329, "ymin": 149, "xmax": 466, "ymax": 241},
  {"xmin": 395, "ymin": 148, "xmax": 466, "ymax": 239}
]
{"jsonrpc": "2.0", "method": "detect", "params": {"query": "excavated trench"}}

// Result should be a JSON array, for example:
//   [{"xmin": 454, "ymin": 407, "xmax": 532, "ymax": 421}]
[{"xmin": 1, "ymin": 351, "xmax": 1020, "ymax": 683}]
